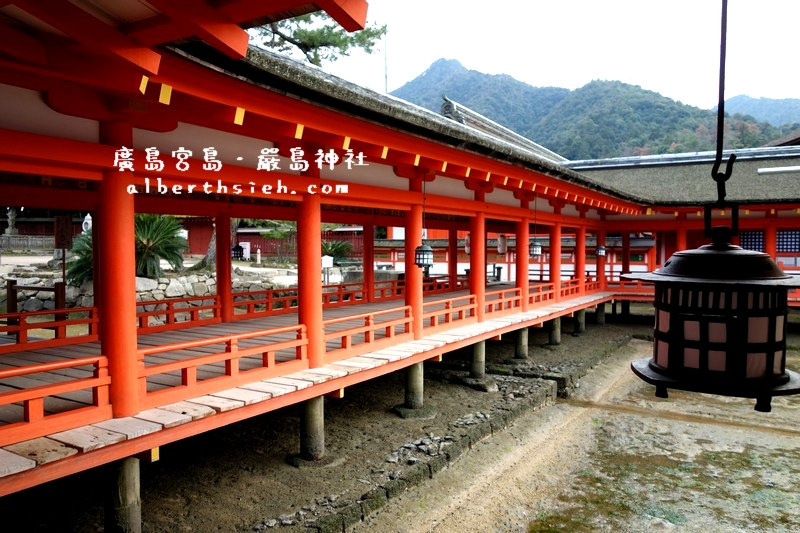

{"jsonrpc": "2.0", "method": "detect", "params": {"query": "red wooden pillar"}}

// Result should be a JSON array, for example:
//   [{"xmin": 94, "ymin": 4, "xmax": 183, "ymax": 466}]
[
  {"xmin": 621, "ymin": 231, "xmax": 631, "ymax": 274},
  {"xmin": 597, "ymin": 228, "xmax": 607, "ymax": 290},
  {"xmin": 575, "ymin": 225, "xmax": 586, "ymax": 294},
  {"xmin": 470, "ymin": 213, "xmax": 486, "ymax": 321},
  {"xmin": 648, "ymin": 234, "xmax": 658, "ymax": 270},
  {"xmin": 448, "ymin": 228, "xmax": 458, "ymax": 287},
  {"xmin": 516, "ymin": 217, "xmax": 529, "ymax": 311},
  {"xmin": 676, "ymin": 224, "xmax": 688, "ymax": 251},
  {"xmin": 549, "ymin": 222, "xmax": 562, "ymax": 301},
  {"xmin": 298, "ymin": 194, "xmax": 324, "ymax": 367},
  {"xmin": 765, "ymin": 220, "xmax": 777, "ymax": 260},
  {"xmin": 216, "ymin": 214, "xmax": 233, "ymax": 322},
  {"xmin": 363, "ymin": 223, "xmax": 374, "ymax": 303},
  {"xmin": 404, "ymin": 203, "xmax": 424, "ymax": 338},
  {"xmin": 98, "ymin": 121, "xmax": 138, "ymax": 417}
]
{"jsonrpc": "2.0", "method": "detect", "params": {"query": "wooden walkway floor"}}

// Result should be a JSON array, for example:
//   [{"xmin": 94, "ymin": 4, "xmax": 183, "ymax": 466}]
[{"xmin": 0, "ymin": 288, "xmax": 621, "ymax": 492}]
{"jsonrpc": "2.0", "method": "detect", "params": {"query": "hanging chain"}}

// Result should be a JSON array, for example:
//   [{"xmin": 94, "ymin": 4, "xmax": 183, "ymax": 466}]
[{"xmin": 711, "ymin": 0, "xmax": 736, "ymax": 205}]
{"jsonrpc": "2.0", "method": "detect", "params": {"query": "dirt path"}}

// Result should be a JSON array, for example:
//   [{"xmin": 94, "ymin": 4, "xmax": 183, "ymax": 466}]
[{"xmin": 356, "ymin": 340, "xmax": 800, "ymax": 532}]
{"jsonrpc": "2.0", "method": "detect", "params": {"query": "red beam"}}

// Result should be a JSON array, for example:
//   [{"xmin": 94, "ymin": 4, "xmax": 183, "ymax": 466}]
[
  {"xmin": 146, "ymin": 0, "xmax": 249, "ymax": 59},
  {"xmin": 0, "ymin": 22, "xmax": 47, "ymax": 64},
  {"xmin": 13, "ymin": 0, "xmax": 161, "ymax": 74},
  {"xmin": 315, "ymin": 0, "xmax": 368, "ymax": 31}
]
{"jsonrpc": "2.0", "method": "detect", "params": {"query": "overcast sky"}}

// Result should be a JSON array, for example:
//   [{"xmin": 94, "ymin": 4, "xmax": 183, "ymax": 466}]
[{"xmin": 324, "ymin": 0, "xmax": 798, "ymax": 109}]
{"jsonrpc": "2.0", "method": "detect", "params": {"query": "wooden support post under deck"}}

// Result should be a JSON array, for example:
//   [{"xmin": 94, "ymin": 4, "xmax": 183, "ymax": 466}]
[
  {"xmin": 471, "ymin": 340, "xmax": 486, "ymax": 379},
  {"xmin": 299, "ymin": 194, "xmax": 324, "ymax": 367},
  {"xmin": 574, "ymin": 309, "xmax": 586, "ymax": 335},
  {"xmin": 105, "ymin": 457, "xmax": 141, "ymax": 533},
  {"xmin": 548, "ymin": 317, "xmax": 562, "ymax": 345},
  {"xmin": 549, "ymin": 222, "xmax": 562, "ymax": 301},
  {"xmin": 405, "ymin": 362, "xmax": 424, "ymax": 409},
  {"xmin": 363, "ymin": 223, "xmax": 375, "ymax": 303},
  {"xmin": 470, "ymin": 212, "xmax": 486, "ymax": 322},
  {"xmin": 595, "ymin": 302, "xmax": 606, "ymax": 325},
  {"xmin": 300, "ymin": 396, "xmax": 325, "ymax": 461},
  {"xmin": 575, "ymin": 226, "xmax": 586, "ymax": 294},
  {"xmin": 516, "ymin": 217, "xmax": 530, "ymax": 312},
  {"xmin": 98, "ymin": 121, "xmax": 139, "ymax": 417},
  {"xmin": 514, "ymin": 327, "xmax": 528, "ymax": 359},
  {"xmin": 216, "ymin": 213, "xmax": 233, "ymax": 322},
  {"xmin": 405, "ymin": 202, "xmax": 424, "ymax": 339}
]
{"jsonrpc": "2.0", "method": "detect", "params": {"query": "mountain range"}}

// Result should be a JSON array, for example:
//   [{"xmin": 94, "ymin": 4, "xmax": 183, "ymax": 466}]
[{"xmin": 390, "ymin": 59, "xmax": 800, "ymax": 160}]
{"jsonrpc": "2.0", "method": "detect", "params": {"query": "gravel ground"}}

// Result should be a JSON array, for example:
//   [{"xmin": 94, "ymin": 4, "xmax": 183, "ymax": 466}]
[{"xmin": 359, "ymin": 322, "xmax": 800, "ymax": 533}]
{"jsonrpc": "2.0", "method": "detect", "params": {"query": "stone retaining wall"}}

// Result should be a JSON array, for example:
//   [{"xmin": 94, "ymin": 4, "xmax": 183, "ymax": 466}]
[{"xmin": 0, "ymin": 268, "xmax": 302, "ymax": 313}]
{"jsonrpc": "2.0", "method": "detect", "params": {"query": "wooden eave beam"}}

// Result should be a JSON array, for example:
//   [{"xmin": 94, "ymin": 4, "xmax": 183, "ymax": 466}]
[
  {"xmin": 145, "ymin": 0, "xmax": 249, "ymax": 59},
  {"xmin": 314, "ymin": 0, "xmax": 368, "ymax": 31},
  {"xmin": 0, "ymin": 22, "xmax": 47, "ymax": 64},
  {"xmin": 13, "ymin": 0, "xmax": 161, "ymax": 74}
]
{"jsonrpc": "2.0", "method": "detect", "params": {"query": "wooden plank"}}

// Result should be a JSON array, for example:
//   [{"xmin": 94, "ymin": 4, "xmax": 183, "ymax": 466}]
[
  {"xmin": 184, "ymin": 395, "xmax": 243, "ymax": 413},
  {"xmin": 210, "ymin": 387, "xmax": 269, "ymax": 405},
  {"xmin": 92, "ymin": 417, "xmax": 162, "ymax": 439},
  {"xmin": 135, "ymin": 407, "xmax": 193, "ymax": 428},
  {"xmin": 0, "ymin": 448, "xmax": 36, "ymax": 477},
  {"xmin": 4, "ymin": 436, "xmax": 78, "ymax": 465},
  {"xmin": 285, "ymin": 371, "xmax": 332, "ymax": 384},
  {"xmin": 48, "ymin": 425, "xmax": 127, "ymax": 452},
  {"xmin": 265, "ymin": 376, "xmax": 313, "ymax": 390},
  {"xmin": 305, "ymin": 367, "xmax": 349, "ymax": 379},
  {"xmin": 324, "ymin": 363, "xmax": 359, "ymax": 375},
  {"xmin": 238, "ymin": 381, "xmax": 291, "ymax": 397},
  {"xmin": 158, "ymin": 401, "xmax": 216, "ymax": 420}
]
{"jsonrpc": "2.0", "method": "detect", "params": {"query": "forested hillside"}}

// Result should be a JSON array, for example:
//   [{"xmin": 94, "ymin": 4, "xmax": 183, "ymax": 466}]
[{"xmin": 391, "ymin": 59, "xmax": 799, "ymax": 160}]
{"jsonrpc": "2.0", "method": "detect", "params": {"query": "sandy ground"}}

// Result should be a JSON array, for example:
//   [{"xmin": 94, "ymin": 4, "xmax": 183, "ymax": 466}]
[{"xmin": 357, "ymin": 339, "xmax": 800, "ymax": 533}]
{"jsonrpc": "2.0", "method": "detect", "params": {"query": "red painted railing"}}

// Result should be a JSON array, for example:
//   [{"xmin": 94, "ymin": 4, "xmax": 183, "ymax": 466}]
[
  {"xmin": 138, "ymin": 324, "xmax": 308, "ymax": 409},
  {"xmin": 559, "ymin": 278, "xmax": 581, "ymax": 298},
  {"xmin": 422, "ymin": 294, "xmax": 477, "ymax": 331},
  {"xmin": 322, "ymin": 282, "xmax": 366, "ymax": 307},
  {"xmin": 137, "ymin": 295, "xmax": 220, "ymax": 333},
  {"xmin": 484, "ymin": 287, "xmax": 523, "ymax": 316},
  {"xmin": 0, "ymin": 306, "xmax": 99, "ymax": 354},
  {"xmin": 584, "ymin": 276, "xmax": 601, "ymax": 292},
  {"xmin": 528, "ymin": 282, "xmax": 556, "ymax": 306},
  {"xmin": 373, "ymin": 280, "xmax": 404, "ymax": 301},
  {"xmin": 233, "ymin": 288, "xmax": 299, "ymax": 319},
  {"xmin": 323, "ymin": 306, "xmax": 412, "ymax": 363},
  {"xmin": 0, "ymin": 355, "xmax": 111, "ymax": 446}
]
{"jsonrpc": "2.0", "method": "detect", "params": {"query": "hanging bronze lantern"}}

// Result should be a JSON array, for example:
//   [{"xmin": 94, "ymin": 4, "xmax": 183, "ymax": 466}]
[
  {"xmin": 414, "ymin": 243, "xmax": 434, "ymax": 268},
  {"xmin": 530, "ymin": 240, "xmax": 542, "ymax": 258},
  {"xmin": 624, "ymin": 226, "xmax": 800, "ymax": 412},
  {"xmin": 624, "ymin": 0, "xmax": 800, "ymax": 411}
]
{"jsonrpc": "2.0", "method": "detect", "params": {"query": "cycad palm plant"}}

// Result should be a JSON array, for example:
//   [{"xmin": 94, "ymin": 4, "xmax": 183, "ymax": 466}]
[
  {"xmin": 321, "ymin": 240, "xmax": 353, "ymax": 264},
  {"xmin": 66, "ymin": 215, "xmax": 187, "ymax": 285},
  {"xmin": 134, "ymin": 214, "xmax": 187, "ymax": 278},
  {"xmin": 66, "ymin": 230, "xmax": 94, "ymax": 287}
]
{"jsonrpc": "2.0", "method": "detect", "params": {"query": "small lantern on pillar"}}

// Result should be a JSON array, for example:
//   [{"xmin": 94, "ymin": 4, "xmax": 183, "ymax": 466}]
[
  {"xmin": 81, "ymin": 213, "xmax": 92, "ymax": 233},
  {"xmin": 497, "ymin": 234, "xmax": 507, "ymax": 254},
  {"xmin": 464, "ymin": 233, "xmax": 471, "ymax": 255},
  {"xmin": 596, "ymin": 245, "xmax": 607, "ymax": 257}
]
